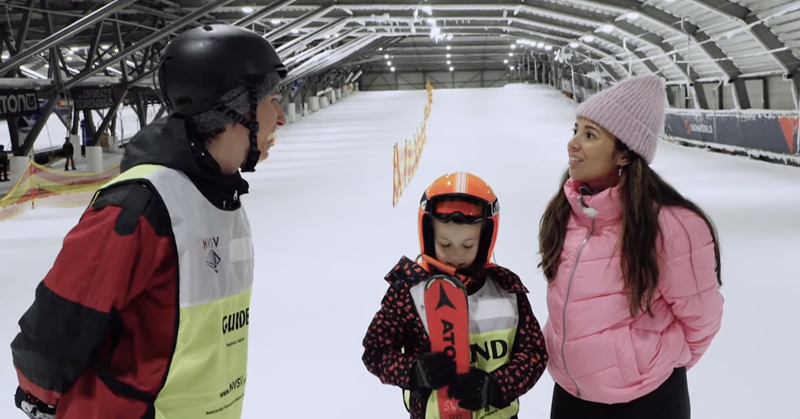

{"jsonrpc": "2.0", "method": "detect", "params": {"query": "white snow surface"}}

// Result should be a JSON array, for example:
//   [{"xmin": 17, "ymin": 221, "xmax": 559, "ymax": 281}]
[{"xmin": 1, "ymin": 84, "xmax": 799, "ymax": 419}]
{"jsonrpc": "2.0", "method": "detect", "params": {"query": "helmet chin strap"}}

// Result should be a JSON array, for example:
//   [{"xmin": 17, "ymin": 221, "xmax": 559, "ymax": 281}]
[{"xmin": 214, "ymin": 88, "xmax": 261, "ymax": 173}]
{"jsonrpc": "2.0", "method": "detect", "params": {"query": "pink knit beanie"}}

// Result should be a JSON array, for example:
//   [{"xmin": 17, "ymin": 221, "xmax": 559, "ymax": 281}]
[{"xmin": 575, "ymin": 75, "xmax": 667, "ymax": 164}]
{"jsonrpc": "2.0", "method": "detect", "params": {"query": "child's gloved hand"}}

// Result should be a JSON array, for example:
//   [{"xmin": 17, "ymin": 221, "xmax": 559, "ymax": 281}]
[
  {"xmin": 15, "ymin": 387, "xmax": 56, "ymax": 419},
  {"xmin": 447, "ymin": 367, "xmax": 509, "ymax": 410},
  {"xmin": 410, "ymin": 352, "xmax": 457, "ymax": 390}
]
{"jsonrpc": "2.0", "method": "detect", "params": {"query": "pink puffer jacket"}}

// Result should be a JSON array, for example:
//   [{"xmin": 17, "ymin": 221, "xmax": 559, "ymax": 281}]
[{"xmin": 543, "ymin": 179, "xmax": 724, "ymax": 404}]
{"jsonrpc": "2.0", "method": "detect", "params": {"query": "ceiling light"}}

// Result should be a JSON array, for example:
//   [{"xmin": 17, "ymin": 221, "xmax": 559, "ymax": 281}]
[
  {"xmin": 504, "ymin": 59, "xmax": 508, "ymax": 64},
  {"xmin": 446, "ymin": 45, "xmax": 451, "ymax": 50},
  {"xmin": 291, "ymin": 29, "xmax": 299, "ymax": 34},
  {"xmin": 446, "ymin": 53, "xmax": 451, "ymax": 58},
  {"xmin": 583, "ymin": 35, "xmax": 595, "ymax": 42},
  {"xmin": 626, "ymin": 12, "xmax": 640, "ymax": 20},
  {"xmin": 384, "ymin": 54, "xmax": 389, "ymax": 59},
  {"xmin": 537, "ymin": 42, "xmax": 544, "ymax": 48},
  {"xmin": 242, "ymin": 7, "xmax": 254, "ymax": 13},
  {"xmin": 447, "ymin": 60, "xmax": 451, "ymax": 64},
  {"xmin": 508, "ymin": 52, "xmax": 513, "ymax": 56},
  {"xmin": 600, "ymin": 24, "xmax": 614, "ymax": 33},
  {"xmin": 387, "ymin": 61, "xmax": 392, "ymax": 65},
  {"xmin": 545, "ymin": 45, "xmax": 553, "ymax": 51},
  {"xmin": 391, "ymin": 67, "xmax": 395, "ymax": 72},
  {"xmin": 449, "ymin": 66, "xmax": 454, "ymax": 71},
  {"xmin": 570, "ymin": 42, "xmax": 580, "ymax": 48},
  {"xmin": 271, "ymin": 19, "xmax": 281, "ymax": 25}
]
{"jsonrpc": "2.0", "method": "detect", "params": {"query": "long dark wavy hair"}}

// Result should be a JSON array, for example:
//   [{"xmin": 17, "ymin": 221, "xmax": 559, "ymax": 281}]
[{"xmin": 538, "ymin": 140, "xmax": 722, "ymax": 316}]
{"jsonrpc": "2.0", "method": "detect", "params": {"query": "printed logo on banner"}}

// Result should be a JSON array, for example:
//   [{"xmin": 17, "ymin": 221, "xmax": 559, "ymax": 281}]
[
  {"xmin": 684, "ymin": 119, "xmax": 713, "ymax": 135},
  {"xmin": 70, "ymin": 86, "xmax": 123, "ymax": 110},
  {"xmin": 0, "ymin": 90, "xmax": 39, "ymax": 118},
  {"xmin": 777, "ymin": 117, "xmax": 797, "ymax": 154}
]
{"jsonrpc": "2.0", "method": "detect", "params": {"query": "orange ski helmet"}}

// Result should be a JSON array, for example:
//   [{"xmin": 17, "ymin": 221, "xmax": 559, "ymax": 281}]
[{"xmin": 418, "ymin": 172, "xmax": 500, "ymax": 268}]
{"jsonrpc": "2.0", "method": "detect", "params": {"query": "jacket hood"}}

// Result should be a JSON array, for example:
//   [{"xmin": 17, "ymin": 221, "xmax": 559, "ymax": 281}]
[{"xmin": 121, "ymin": 116, "xmax": 249, "ymax": 210}]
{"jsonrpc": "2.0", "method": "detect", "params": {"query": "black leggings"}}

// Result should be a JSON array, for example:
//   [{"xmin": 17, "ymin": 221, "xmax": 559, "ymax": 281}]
[{"xmin": 550, "ymin": 367, "xmax": 690, "ymax": 419}]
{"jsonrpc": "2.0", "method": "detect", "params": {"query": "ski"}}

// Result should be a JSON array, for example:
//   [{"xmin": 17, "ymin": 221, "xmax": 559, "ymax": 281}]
[{"xmin": 423, "ymin": 274, "xmax": 471, "ymax": 419}]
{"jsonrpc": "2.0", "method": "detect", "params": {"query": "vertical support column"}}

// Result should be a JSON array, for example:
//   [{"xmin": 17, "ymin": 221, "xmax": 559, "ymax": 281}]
[
  {"xmin": 691, "ymin": 83, "xmax": 709, "ymax": 109},
  {"xmin": 287, "ymin": 103, "xmax": 296, "ymax": 123},
  {"xmin": 732, "ymin": 78, "xmax": 751, "ymax": 109},
  {"xmin": 9, "ymin": 155, "xmax": 31, "ymax": 185},
  {"xmin": 86, "ymin": 144, "xmax": 103, "ymax": 173}
]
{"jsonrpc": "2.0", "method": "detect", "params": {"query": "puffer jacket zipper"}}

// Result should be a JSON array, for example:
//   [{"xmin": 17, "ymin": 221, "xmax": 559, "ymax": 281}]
[{"xmin": 560, "ymin": 195, "xmax": 597, "ymax": 399}]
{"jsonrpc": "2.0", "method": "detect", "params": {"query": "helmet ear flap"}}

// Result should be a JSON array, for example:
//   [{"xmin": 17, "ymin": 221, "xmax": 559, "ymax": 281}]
[
  {"xmin": 473, "ymin": 219, "xmax": 494, "ymax": 268},
  {"xmin": 421, "ymin": 214, "xmax": 436, "ymax": 259}
]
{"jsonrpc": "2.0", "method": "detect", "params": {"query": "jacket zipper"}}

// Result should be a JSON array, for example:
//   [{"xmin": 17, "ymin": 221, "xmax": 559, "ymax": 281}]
[{"xmin": 560, "ymin": 195, "xmax": 596, "ymax": 399}]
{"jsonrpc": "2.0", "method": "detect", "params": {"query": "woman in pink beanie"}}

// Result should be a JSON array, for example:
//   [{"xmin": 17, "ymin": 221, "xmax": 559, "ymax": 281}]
[{"xmin": 538, "ymin": 75, "xmax": 724, "ymax": 418}]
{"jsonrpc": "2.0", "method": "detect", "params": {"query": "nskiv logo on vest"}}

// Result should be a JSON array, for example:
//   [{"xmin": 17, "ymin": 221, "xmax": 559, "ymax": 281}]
[{"xmin": 203, "ymin": 236, "xmax": 222, "ymax": 273}]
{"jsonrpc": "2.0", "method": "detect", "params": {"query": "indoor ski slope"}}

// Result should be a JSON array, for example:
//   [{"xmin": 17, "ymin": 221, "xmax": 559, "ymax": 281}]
[{"xmin": 1, "ymin": 84, "xmax": 798, "ymax": 419}]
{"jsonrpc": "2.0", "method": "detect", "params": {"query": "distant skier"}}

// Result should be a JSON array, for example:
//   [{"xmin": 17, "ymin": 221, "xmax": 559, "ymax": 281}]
[
  {"xmin": 362, "ymin": 172, "xmax": 548, "ymax": 419},
  {"xmin": 11, "ymin": 24, "xmax": 286, "ymax": 419},
  {"xmin": 62, "ymin": 138, "xmax": 76, "ymax": 171},
  {"xmin": 0, "ymin": 144, "xmax": 8, "ymax": 181}
]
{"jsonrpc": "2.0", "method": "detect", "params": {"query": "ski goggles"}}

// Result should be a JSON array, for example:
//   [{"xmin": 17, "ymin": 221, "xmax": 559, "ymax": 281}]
[{"xmin": 426, "ymin": 196, "xmax": 491, "ymax": 225}]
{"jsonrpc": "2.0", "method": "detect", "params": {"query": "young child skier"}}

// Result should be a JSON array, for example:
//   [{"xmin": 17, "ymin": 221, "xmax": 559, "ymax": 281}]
[{"xmin": 362, "ymin": 172, "xmax": 548, "ymax": 419}]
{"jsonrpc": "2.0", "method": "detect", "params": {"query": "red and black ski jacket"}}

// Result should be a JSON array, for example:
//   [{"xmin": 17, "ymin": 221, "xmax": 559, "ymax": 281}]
[
  {"xmin": 10, "ymin": 117, "xmax": 250, "ymax": 419},
  {"xmin": 362, "ymin": 256, "xmax": 548, "ymax": 419}
]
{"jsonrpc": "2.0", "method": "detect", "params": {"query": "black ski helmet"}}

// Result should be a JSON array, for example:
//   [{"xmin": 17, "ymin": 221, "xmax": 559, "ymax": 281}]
[
  {"xmin": 158, "ymin": 24, "xmax": 286, "ymax": 116},
  {"xmin": 157, "ymin": 24, "xmax": 287, "ymax": 172}
]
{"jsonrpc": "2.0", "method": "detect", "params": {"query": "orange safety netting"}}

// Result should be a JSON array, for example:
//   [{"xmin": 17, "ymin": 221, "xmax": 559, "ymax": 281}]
[
  {"xmin": 0, "ymin": 160, "xmax": 121, "ymax": 221},
  {"xmin": 393, "ymin": 81, "xmax": 434, "ymax": 207}
]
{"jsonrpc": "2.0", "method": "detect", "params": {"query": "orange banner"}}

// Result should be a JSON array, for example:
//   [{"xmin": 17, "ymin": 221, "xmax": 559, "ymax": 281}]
[{"xmin": 393, "ymin": 81, "xmax": 434, "ymax": 207}]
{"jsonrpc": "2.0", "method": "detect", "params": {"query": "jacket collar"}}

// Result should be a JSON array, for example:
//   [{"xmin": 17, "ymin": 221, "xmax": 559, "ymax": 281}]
[{"xmin": 564, "ymin": 178, "xmax": 622, "ymax": 228}]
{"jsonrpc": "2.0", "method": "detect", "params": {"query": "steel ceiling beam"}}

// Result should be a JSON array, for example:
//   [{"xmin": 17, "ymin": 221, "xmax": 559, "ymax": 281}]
[
  {"xmin": 234, "ymin": 0, "xmax": 297, "ymax": 27},
  {"xmin": 265, "ymin": 4, "xmax": 334, "ymax": 42},
  {"xmin": 284, "ymin": 34, "xmax": 383, "ymax": 84},
  {"xmin": 682, "ymin": 0, "xmax": 800, "ymax": 75},
  {"xmin": 0, "ymin": 2, "xmax": 159, "ymax": 32},
  {"xmin": 365, "ymin": 25, "xmax": 628, "ymax": 80},
  {"xmin": 593, "ymin": 32, "xmax": 658, "ymax": 75},
  {"xmin": 565, "ymin": 0, "xmax": 733, "ymax": 85},
  {"xmin": 308, "ymin": 37, "xmax": 401, "ymax": 83},
  {"xmin": 63, "ymin": 0, "xmax": 234, "ymax": 90},
  {"xmin": 681, "ymin": 0, "xmax": 800, "ymax": 109},
  {"xmin": 0, "ymin": 0, "xmax": 138, "ymax": 74},
  {"xmin": 284, "ymin": 28, "xmax": 362, "ymax": 66},
  {"xmin": 300, "ymin": 9, "xmax": 685, "ymax": 83},
  {"xmin": 255, "ymin": 1, "xmax": 732, "ymax": 105},
  {"xmin": 276, "ymin": 18, "xmax": 348, "ymax": 56}
]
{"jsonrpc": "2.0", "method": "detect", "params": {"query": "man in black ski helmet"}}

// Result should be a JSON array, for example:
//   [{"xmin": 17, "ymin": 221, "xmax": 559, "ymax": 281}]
[{"xmin": 11, "ymin": 24, "xmax": 286, "ymax": 419}]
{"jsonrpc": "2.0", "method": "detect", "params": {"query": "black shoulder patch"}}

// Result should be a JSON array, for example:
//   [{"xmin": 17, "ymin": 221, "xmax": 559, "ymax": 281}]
[{"xmin": 91, "ymin": 182, "xmax": 170, "ymax": 237}]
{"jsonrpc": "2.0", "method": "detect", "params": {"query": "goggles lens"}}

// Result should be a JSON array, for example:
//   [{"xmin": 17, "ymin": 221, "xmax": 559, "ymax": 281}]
[{"xmin": 430, "ymin": 197, "xmax": 487, "ymax": 224}]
